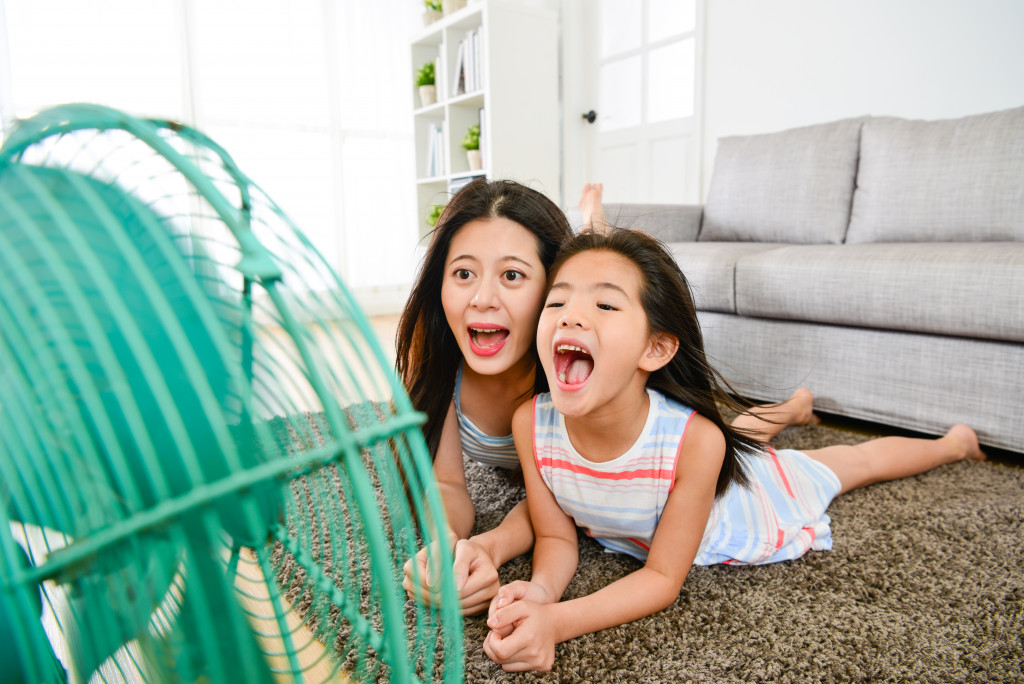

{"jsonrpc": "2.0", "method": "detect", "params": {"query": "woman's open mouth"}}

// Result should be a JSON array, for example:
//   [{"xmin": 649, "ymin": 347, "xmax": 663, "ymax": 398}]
[
  {"xmin": 469, "ymin": 326, "xmax": 509, "ymax": 356},
  {"xmin": 553, "ymin": 342, "xmax": 593, "ymax": 389}
]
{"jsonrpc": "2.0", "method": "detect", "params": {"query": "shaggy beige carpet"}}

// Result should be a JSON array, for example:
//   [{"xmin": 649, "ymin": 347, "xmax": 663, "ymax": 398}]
[{"xmin": 459, "ymin": 420, "xmax": 1024, "ymax": 683}]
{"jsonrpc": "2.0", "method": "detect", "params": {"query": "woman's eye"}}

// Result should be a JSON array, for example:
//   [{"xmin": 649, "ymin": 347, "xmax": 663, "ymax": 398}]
[
  {"xmin": 454, "ymin": 268, "xmax": 472, "ymax": 279},
  {"xmin": 503, "ymin": 270, "xmax": 524, "ymax": 282}
]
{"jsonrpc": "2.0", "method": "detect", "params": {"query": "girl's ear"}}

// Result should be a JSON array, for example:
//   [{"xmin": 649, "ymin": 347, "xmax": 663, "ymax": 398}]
[{"xmin": 639, "ymin": 333, "xmax": 679, "ymax": 372}]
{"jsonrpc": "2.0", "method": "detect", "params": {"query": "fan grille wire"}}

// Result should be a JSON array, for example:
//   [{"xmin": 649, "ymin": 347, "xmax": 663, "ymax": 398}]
[{"xmin": 0, "ymin": 104, "xmax": 462, "ymax": 683}]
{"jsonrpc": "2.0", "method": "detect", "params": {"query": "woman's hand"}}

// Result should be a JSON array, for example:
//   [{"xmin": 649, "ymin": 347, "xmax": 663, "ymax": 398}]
[
  {"xmin": 450, "ymin": 538, "xmax": 500, "ymax": 615},
  {"xmin": 402, "ymin": 533, "xmax": 502, "ymax": 615},
  {"xmin": 402, "ymin": 528, "xmax": 457, "ymax": 608}
]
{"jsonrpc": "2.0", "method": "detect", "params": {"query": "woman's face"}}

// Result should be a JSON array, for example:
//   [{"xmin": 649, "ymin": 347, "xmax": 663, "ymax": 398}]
[{"xmin": 440, "ymin": 217, "xmax": 547, "ymax": 377}]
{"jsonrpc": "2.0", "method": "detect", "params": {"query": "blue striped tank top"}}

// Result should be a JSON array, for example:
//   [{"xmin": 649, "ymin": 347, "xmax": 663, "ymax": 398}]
[{"xmin": 454, "ymin": 364, "xmax": 520, "ymax": 469}]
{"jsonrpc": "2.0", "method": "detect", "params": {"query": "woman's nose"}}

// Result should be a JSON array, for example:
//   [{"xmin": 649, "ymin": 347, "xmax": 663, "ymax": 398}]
[{"xmin": 470, "ymin": 281, "xmax": 499, "ymax": 309}]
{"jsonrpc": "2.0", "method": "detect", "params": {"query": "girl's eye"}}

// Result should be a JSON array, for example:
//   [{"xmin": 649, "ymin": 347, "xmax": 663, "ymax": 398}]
[
  {"xmin": 503, "ymin": 270, "xmax": 524, "ymax": 282},
  {"xmin": 597, "ymin": 303, "xmax": 617, "ymax": 311},
  {"xmin": 454, "ymin": 268, "xmax": 472, "ymax": 280},
  {"xmin": 545, "ymin": 300, "xmax": 564, "ymax": 309}
]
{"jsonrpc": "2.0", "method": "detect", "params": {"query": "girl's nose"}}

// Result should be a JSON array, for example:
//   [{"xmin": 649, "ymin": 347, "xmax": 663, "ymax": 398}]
[{"xmin": 558, "ymin": 305, "xmax": 585, "ymax": 328}]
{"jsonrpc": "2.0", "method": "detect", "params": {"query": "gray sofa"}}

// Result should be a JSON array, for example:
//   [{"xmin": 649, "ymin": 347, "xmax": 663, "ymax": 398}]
[{"xmin": 585, "ymin": 106, "xmax": 1024, "ymax": 454}]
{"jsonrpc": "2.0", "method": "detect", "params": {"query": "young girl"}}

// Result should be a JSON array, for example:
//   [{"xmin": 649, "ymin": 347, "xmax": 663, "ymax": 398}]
[
  {"xmin": 397, "ymin": 178, "xmax": 574, "ymax": 614},
  {"xmin": 482, "ymin": 229, "xmax": 985, "ymax": 672}
]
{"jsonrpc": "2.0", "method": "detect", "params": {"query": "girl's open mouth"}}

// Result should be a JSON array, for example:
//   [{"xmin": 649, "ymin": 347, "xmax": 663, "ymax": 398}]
[
  {"xmin": 554, "ymin": 342, "xmax": 593, "ymax": 389},
  {"xmin": 469, "ymin": 326, "xmax": 509, "ymax": 356}
]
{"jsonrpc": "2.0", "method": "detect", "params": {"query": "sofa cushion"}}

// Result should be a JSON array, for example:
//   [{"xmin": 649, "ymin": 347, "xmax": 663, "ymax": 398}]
[
  {"xmin": 668, "ymin": 242, "xmax": 785, "ymax": 313},
  {"xmin": 700, "ymin": 118, "xmax": 864, "ymax": 244},
  {"xmin": 733, "ymin": 242, "xmax": 1024, "ymax": 343},
  {"xmin": 847, "ymin": 106, "xmax": 1024, "ymax": 243}
]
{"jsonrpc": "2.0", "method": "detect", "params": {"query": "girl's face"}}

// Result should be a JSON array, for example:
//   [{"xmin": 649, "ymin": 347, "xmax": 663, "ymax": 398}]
[
  {"xmin": 441, "ymin": 217, "xmax": 547, "ymax": 377},
  {"xmin": 538, "ymin": 249, "xmax": 663, "ymax": 417}
]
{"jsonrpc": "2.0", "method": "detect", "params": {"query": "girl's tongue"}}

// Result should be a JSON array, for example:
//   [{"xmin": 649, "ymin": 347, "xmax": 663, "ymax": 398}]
[{"xmin": 555, "ymin": 345, "xmax": 593, "ymax": 386}]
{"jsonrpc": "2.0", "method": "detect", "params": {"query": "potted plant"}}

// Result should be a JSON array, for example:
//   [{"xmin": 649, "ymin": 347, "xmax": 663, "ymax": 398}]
[
  {"xmin": 415, "ymin": 61, "xmax": 436, "ymax": 108},
  {"xmin": 423, "ymin": 0, "xmax": 442, "ymax": 25},
  {"xmin": 461, "ymin": 123, "xmax": 481, "ymax": 171},
  {"xmin": 426, "ymin": 203, "xmax": 444, "ymax": 228}
]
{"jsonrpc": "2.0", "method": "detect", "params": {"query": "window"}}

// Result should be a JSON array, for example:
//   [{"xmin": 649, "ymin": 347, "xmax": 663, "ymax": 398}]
[{"xmin": 0, "ymin": 0, "xmax": 421, "ymax": 307}]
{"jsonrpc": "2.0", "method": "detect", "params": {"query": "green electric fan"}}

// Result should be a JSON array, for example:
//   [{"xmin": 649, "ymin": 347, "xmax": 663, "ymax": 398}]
[{"xmin": 0, "ymin": 103, "xmax": 462, "ymax": 683}]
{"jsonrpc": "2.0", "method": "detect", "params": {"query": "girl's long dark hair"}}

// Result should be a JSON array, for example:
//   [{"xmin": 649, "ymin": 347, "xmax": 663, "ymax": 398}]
[
  {"xmin": 395, "ymin": 178, "xmax": 573, "ymax": 459},
  {"xmin": 547, "ymin": 229, "xmax": 766, "ymax": 497}
]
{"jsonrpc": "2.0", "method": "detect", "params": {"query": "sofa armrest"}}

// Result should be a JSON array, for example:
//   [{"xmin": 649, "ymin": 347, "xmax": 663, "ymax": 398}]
[{"xmin": 601, "ymin": 203, "xmax": 704, "ymax": 242}]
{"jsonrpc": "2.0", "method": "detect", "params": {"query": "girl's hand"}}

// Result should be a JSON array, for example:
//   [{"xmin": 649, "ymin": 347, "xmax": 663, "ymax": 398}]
[
  {"xmin": 486, "ymin": 580, "xmax": 556, "ymax": 640},
  {"xmin": 483, "ymin": 599, "xmax": 558, "ymax": 672}
]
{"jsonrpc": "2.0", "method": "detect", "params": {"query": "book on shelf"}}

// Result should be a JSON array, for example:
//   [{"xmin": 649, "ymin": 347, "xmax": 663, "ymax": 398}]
[
  {"xmin": 451, "ymin": 28, "xmax": 485, "ymax": 96},
  {"xmin": 448, "ymin": 175, "xmax": 477, "ymax": 194},
  {"xmin": 452, "ymin": 40, "xmax": 466, "ymax": 96},
  {"xmin": 425, "ymin": 122, "xmax": 445, "ymax": 177}
]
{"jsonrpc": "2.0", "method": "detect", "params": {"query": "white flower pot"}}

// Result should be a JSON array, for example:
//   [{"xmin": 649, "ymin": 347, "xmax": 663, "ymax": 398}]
[
  {"xmin": 466, "ymin": 149, "xmax": 482, "ymax": 171},
  {"xmin": 418, "ymin": 85, "xmax": 437, "ymax": 108},
  {"xmin": 442, "ymin": 0, "xmax": 466, "ymax": 15},
  {"xmin": 422, "ymin": 8, "xmax": 442, "ymax": 25}
]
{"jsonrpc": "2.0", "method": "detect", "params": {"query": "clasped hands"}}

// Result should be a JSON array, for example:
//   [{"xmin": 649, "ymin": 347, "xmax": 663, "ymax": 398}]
[
  {"xmin": 483, "ymin": 580, "xmax": 558, "ymax": 672},
  {"xmin": 404, "ymin": 540, "xmax": 557, "ymax": 671}
]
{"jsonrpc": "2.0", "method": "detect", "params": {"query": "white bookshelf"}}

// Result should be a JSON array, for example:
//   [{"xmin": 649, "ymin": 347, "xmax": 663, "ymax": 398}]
[{"xmin": 410, "ymin": 0, "xmax": 559, "ymax": 238}]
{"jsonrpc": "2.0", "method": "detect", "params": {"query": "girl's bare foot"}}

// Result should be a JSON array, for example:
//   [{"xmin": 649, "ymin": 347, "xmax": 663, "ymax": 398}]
[
  {"xmin": 944, "ymin": 424, "xmax": 987, "ymax": 462},
  {"xmin": 731, "ymin": 388, "xmax": 818, "ymax": 443},
  {"xmin": 578, "ymin": 183, "xmax": 606, "ymax": 231},
  {"xmin": 784, "ymin": 387, "xmax": 820, "ymax": 428}
]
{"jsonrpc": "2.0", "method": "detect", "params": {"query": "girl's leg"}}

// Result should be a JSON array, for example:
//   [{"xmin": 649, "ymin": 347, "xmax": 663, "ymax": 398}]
[
  {"xmin": 731, "ymin": 388, "xmax": 819, "ymax": 443},
  {"xmin": 804, "ymin": 424, "xmax": 985, "ymax": 495}
]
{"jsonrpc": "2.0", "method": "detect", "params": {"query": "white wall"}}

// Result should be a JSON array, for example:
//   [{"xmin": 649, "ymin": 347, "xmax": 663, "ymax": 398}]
[{"xmin": 700, "ymin": 0, "xmax": 1024, "ymax": 197}]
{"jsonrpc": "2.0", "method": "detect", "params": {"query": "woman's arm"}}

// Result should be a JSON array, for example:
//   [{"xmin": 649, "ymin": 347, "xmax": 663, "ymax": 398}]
[
  {"xmin": 486, "ymin": 413, "xmax": 726, "ymax": 672},
  {"xmin": 432, "ymin": 399, "xmax": 475, "ymax": 539},
  {"xmin": 407, "ymin": 399, "xmax": 537, "ymax": 615}
]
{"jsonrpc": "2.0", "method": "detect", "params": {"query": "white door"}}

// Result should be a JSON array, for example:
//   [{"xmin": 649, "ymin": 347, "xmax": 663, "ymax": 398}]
[{"xmin": 567, "ymin": 0, "xmax": 701, "ymax": 205}]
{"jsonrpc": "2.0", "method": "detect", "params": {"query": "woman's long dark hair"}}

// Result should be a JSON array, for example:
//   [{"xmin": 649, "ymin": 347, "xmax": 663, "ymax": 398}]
[
  {"xmin": 547, "ymin": 229, "xmax": 766, "ymax": 497},
  {"xmin": 395, "ymin": 178, "xmax": 573, "ymax": 459}
]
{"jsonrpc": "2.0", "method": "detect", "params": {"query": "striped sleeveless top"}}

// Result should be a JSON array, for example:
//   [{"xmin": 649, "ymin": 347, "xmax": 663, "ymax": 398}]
[
  {"xmin": 533, "ymin": 389, "xmax": 841, "ymax": 565},
  {"xmin": 454, "ymin": 364, "xmax": 520, "ymax": 469}
]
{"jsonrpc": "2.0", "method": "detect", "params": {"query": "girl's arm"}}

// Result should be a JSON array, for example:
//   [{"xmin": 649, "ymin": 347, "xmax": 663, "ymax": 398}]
[
  {"xmin": 485, "ymin": 413, "xmax": 726, "ymax": 672},
  {"xmin": 512, "ymin": 400, "xmax": 580, "ymax": 599}
]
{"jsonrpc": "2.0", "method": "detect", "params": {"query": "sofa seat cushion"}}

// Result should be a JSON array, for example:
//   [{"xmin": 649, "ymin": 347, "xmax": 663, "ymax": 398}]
[
  {"xmin": 734, "ymin": 242, "xmax": 1024, "ymax": 343},
  {"xmin": 848, "ymin": 106, "xmax": 1024, "ymax": 243},
  {"xmin": 668, "ymin": 242, "xmax": 786, "ymax": 313},
  {"xmin": 700, "ymin": 117, "xmax": 864, "ymax": 244}
]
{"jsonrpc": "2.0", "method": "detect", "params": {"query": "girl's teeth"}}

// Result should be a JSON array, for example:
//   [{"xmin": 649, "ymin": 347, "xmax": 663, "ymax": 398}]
[{"xmin": 558, "ymin": 372, "xmax": 567, "ymax": 382}]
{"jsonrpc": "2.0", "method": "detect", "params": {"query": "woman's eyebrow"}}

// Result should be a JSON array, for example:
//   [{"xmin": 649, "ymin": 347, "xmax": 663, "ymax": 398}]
[{"xmin": 448, "ymin": 254, "xmax": 536, "ymax": 268}]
